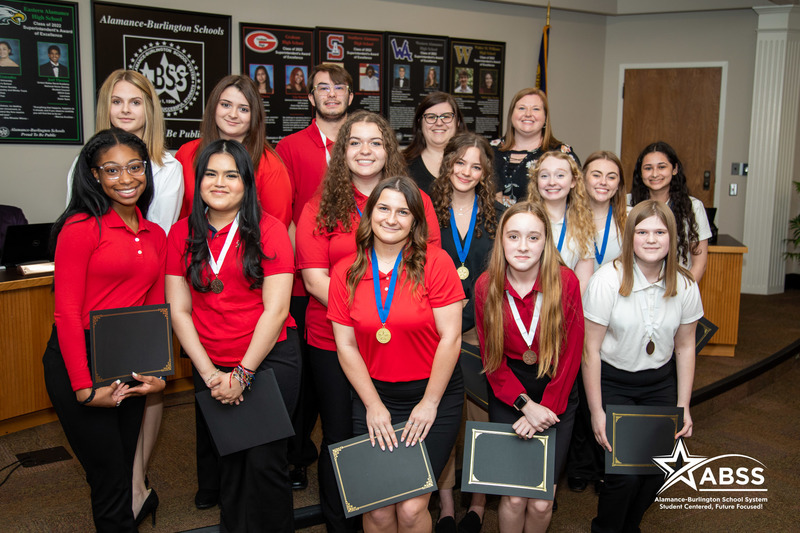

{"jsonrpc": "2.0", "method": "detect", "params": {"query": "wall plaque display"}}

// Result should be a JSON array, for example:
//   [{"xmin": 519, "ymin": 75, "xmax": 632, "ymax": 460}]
[
  {"xmin": 449, "ymin": 38, "xmax": 504, "ymax": 140},
  {"xmin": 240, "ymin": 23, "xmax": 314, "ymax": 145},
  {"xmin": 0, "ymin": 0, "xmax": 82, "ymax": 144},
  {"xmin": 316, "ymin": 27, "xmax": 384, "ymax": 116},
  {"xmin": 93, "ymin": 2, "xmax": 231, "ymax": 150},
  {"xmin": 384, "ymin": 32, "xmax": 448, "ymax": 145}
]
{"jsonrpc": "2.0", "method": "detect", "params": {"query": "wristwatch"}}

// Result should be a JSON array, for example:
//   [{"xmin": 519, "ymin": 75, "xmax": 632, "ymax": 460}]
[{"xmin": 513, "ymin": 393, "xmax": 530, "ymax": 411}]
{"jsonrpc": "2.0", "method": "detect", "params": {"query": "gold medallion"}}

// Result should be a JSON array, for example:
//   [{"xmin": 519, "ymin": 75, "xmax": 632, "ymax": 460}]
[
  {"xmin": 522, "ymin": 349, "xmax": 538, "ymax": 365},
  {"xmin": 457, "ymin": 264, "xmax": 470, "ymax": 280},
  {"xmin": 376, "ymin": 327, "xmax": 391, "ymax": 344},
  {"xmin": 210, "ymin": 278, "xmax": 224, "ymax": 294},
  {"xmin": 646, "ymin": 339, "xmax": 655, "ymax": 355}
]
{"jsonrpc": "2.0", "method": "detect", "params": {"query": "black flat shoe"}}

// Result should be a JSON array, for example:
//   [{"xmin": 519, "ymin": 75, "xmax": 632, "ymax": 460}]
[
  {"xmin": 594, "ymin": 479, "xmax": 605, "ymax": 495},
  {"xmin": 458, "ymin": 510, "xmax": 482, "ymax": 533},
  {"xmin": 135, "ymin": 488, "xmax": 159, "ymax": 527},
  {"xmin": 194, "ymin": 488, "xmax": 219, "ymax": 510},
  {"xmin": 435, "ymin": 515, "xmax": 457, "ymax": 533},
  {"xmin": 290, "ymin": 466, "xmax": 308, "ymax": 490}
]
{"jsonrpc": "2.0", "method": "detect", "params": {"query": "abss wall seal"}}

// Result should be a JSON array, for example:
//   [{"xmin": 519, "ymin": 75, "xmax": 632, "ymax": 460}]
[{"xmin": 128, "ymin": 40, "xmax": 201, "ymax": 117}]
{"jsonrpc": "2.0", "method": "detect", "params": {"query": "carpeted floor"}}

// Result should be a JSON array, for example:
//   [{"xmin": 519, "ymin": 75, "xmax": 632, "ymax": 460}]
[{"xmin": 0, "ymin": 291, "xmax": 797, "ymax": 532}]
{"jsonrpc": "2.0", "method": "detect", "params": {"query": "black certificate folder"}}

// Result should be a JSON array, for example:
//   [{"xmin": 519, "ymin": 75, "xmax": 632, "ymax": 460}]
[
  {"xmin": 89, "ymin": 304, "xmax": 174, "ymax": 387},
  {"xmin": 461, "ymin": 422, "xmax": 556, "ymax": 500},
  {"xmin": 195, "ymin": 369, "xmax": 294, "ymax": 456},
  {"xmin": 606, "ymin": 405, "xmax": 683, "ymax": 475},
  {"xmin": 331, "ymin": 423, "xmax": 437, "ymax": 517}
]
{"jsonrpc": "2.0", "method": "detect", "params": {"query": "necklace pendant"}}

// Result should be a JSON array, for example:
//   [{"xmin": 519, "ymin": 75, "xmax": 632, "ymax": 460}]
[
  {"xmin": 376, "ymin": 326, "xmax": 391, "ymax": 344},
  {"xmin": 457, "ymin": 264, "xmax": 470, "ymax": 280},
  {"xmin": 522, "ymin": 349, "xmax": 538, "ymax": 365},
  {"xmin": 210, "ymin": 278, "xmax": 224, "ymax": 294},
  {"xmin": 646, "ymin": 339, "xmax": 655, "ymax": 355}
]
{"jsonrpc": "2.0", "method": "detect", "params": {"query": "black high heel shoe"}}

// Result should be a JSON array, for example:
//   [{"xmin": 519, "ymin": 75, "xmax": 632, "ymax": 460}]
[{"xmin": 135, "ymin": 488, "xmax": 159, "ymax": 527}]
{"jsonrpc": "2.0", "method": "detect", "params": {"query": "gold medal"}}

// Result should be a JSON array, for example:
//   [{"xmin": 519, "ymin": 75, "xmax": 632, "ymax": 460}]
[
  {"xmin": 376, "ymin": 326, "xmax": 391, "ymax": 344},
  {"xmin": 210, "ymin": 278, "xmax": 224, "ymax": 294},
  {"xmin": 646, "ymin": 339, "xmax": 655, "ymax": 355},
  {"xmin": 522, "ymin": 349, "xmax": 538, "ymax": 365},
  {"xmin": 457, "ymin": 264, "xmax": 470, "ymax": 280}
]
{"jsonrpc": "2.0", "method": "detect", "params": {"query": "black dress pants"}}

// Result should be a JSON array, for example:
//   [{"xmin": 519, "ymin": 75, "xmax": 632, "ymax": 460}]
[
  {"xmin": 591, "ymin": 360, "xmax": 678, "ymax": 533},
  {"xmin": 566, "ymin": 369, "xmax": 605, "ymax": 482},
  {"xmin": 194, "ymin": 329, "xmax": 301, "ymax": 533},
  {"xmin": 309, "ymin": 345, "xmax": 358, "ymax": 533},
  {"xmin": 287, "ymin": 295, "xmax": 319, "ymax": 468},
  {"xmin": 42, "ymin": 326, "xmax": 145, "ymax": 533}
]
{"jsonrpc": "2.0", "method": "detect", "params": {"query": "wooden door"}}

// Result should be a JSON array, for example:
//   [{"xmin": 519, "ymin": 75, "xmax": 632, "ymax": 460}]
[{"xmin": 621, "ymin": 67, "xmax": 721, "ymax": 207}]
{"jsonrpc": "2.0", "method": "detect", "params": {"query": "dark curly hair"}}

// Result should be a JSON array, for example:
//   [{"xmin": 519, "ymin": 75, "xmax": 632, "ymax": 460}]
[
  {"xmin": 346, "ymin": 176, "xmax": 428, "ymax": 302},
  {"xmin": 630, "ymin": 141, "xmax": 700, "ymax": 265},
  {"xmin": 316, "ymin": 110, "xmax": 407, "ymax": 233},
  {"xmin": 52, "ymin": 128, "xmax": 153, "ymax": 250},
  {"xmin": 184, "ymin": 140, "xmax": 269, "ymax": 292},
  {"xmin": 430, "ymin": 132, "xmax": 498, "ymax": 239}
]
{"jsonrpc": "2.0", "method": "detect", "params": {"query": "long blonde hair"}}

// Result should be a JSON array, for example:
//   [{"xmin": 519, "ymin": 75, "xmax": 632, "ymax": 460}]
[
  {"xmin": 482, "ymin": 202, "xmax": 566, "ymax": 379},
  {"xmin": 528, "ymin": 151, "xmax": 595, "ymax": 259},
  {"xmin": 96, "ymin": 69, "xmax": 165, "ymax": 166},
  {"xmin": 617, "ymin": 200, "xmax": 693, "ymax": 297}
]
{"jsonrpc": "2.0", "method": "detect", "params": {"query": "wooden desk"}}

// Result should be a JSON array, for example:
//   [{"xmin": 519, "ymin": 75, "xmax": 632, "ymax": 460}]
[
  {"xmin": 697, "ymin": 235, "xmax": 748, "ymax": 357},
  {"xmin": 0, "ymin": 270, "xmax": 193, "ymax": 429}
]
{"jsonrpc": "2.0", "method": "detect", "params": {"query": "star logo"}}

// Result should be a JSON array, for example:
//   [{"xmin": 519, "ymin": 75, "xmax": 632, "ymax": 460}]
[{"xmin": 652, "ymin": 438, "xmax": 707, "ymax": 494}]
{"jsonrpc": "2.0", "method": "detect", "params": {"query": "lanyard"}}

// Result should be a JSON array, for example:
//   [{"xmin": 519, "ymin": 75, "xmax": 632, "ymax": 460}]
[
  {"xmin": 506, "ymin": 289, "xmax": 543, "ymax": 348},
  {"xmin": 207, "ymin": 213, "xmax": 239, "ymax": 276},
  {"xmin": 371, "ymin": 248, "xmax": 403, "ymax": 326},
  {"xmin": 354, "ymin": 198, "xmax": 362, "ymax": 217},
  {"xmin": 449, "ymin": 195, "xmax": 478, "ymax": 266},
  {"xmin": 556, "ymin": 211, "xmax": 567, "ymax": 252},
  {"xmin": 594, "ymin": 204, "xmax": 613, "ymax": 265}
]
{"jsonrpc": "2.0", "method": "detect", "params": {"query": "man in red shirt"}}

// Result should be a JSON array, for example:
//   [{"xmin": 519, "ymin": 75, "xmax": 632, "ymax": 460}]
[{"xmin": 275, "ymin": 63, "xmax": 353, "ymax": 492}]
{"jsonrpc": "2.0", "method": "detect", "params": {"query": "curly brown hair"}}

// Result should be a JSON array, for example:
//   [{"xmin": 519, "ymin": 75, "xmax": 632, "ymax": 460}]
[
  {"xmin": 316, "ymin": 110, "xmax": 408, "ymax": 233},
  {"xmin": 527, "ymin": 151, "xmax": 596, "ymax": 259},
  {"xmin": 430, "ymin": 132, "xmax": 498, "ymax": 239},
  {"xmin": 346, "ymin": 177, "xmax": 428, "ymax": 303}
]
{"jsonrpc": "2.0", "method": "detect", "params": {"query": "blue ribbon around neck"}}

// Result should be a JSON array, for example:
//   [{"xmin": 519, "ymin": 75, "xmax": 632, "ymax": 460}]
[
  {"xmin": 594, "ymin": 204, "xmax": 613, "ymax": 265},
  {"xmin": 371, "ymin": 248, "xmax": 403, "ymax": 325},
  {"xmin": 449, "ymin": 195, "xmax": 478, "ymax": 266},
  {"xmin": 557, "ymin": 210, "xmax": 567, "ymax": 252}
]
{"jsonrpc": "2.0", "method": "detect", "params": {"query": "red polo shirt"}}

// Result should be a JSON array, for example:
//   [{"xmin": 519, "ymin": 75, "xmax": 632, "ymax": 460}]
[
  {"xmin": 175, "ymin": 139, "xmax": 292, "ymax": 228},
  {"xmin": 166, "ymin": 213, "xmax": 296, "ymax": 366},
  {"xmin": 474, "ymin": 266, "xmax": 583, "ymax": 415},
  {"xmin": 327, "ymin": 246, "xmax": 464, "ymax": 382},
  {"xmin": 54, "ymin": 208, "xmax": 166, "ymax": 391},
  {"xmin": 296, "ymin": 186, "xmax": 442, "ymax": 351},
  {"xmin": 276, "ymin": 119, "xmax": 334, "ymax": 298}
]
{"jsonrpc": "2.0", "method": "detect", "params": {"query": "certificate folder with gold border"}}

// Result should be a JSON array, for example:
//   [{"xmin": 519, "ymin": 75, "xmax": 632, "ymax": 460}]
[
  {"xmin": 461, "ymin": 421, "xmax": 556, "ymax": 500},
  {"xmin": 605, "ymin": 404, "xmax": 683, "ymax": 475},
  {"xmin": 330, "ymin": 423, "xmax": 437, "ymax": 517},
  {"xmin": 89, "ymin": 304, "xmax": 174, "ymax": 387}
]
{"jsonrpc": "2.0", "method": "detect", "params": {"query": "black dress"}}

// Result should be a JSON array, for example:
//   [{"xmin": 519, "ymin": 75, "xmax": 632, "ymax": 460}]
[{"xmin": 407, "ymin": 156, "xmax": 437, "ymax": 195}]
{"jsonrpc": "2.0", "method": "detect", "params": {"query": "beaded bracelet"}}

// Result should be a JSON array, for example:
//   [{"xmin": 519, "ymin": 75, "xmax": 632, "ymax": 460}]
[
  {"xmin": 205, "ymin": 369, "xmax": 221, "ymax": 387},
  {"xmin": 230, "ymin": 365, "xmax": 255, "ymax": 390}
]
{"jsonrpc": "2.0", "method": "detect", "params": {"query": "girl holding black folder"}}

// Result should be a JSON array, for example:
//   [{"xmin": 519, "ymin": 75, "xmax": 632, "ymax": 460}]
[
  {"xmin": 166, "ymin": 139, "xmax": 299, "ymax": 532},
  {"xmin": 582, "ymin": 200, "xmax": 701, "ymax": 532},
  {"xmin": 327, "ymin": 177, "xmax": 464, "ymax": 533},
  {"xmin": 44, "ymin": 128, "xmax": 167, "ymax": 532},
  {"xmin": 475, "ymin": 201, "xmax": 583, "ymax": 533},
  {"xmin": 430, "ymin": 132, "xmax": 503, "ymax": 533}
]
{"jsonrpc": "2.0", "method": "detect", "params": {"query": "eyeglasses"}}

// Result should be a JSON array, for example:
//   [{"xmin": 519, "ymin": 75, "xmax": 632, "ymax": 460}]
[
  {"xmin": 422, "ymin": 112, "xmax": 455, "ymax": 124},
  {"xmin": 94, "ymin": 161, "xmax": 147, "ymax": 180},
  {"xmin": 313, "ymin": 84, "xmax": 349, "ymax": 96}
]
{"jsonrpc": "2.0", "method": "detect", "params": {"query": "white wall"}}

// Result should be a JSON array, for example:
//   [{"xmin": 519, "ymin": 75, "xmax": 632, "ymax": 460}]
[
  {"xmin": 599, "ymin": 9, "xmax": 759, "ymax": 241},
  {"xmin": 1, "ymin": 0, "xmax": 757, "ymax": 246}
]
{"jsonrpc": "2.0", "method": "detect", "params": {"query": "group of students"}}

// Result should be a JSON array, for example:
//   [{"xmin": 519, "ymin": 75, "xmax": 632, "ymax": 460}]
[{"xmin": 44, "ymin": 62, "xmax": 710, "ymax": 533}]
